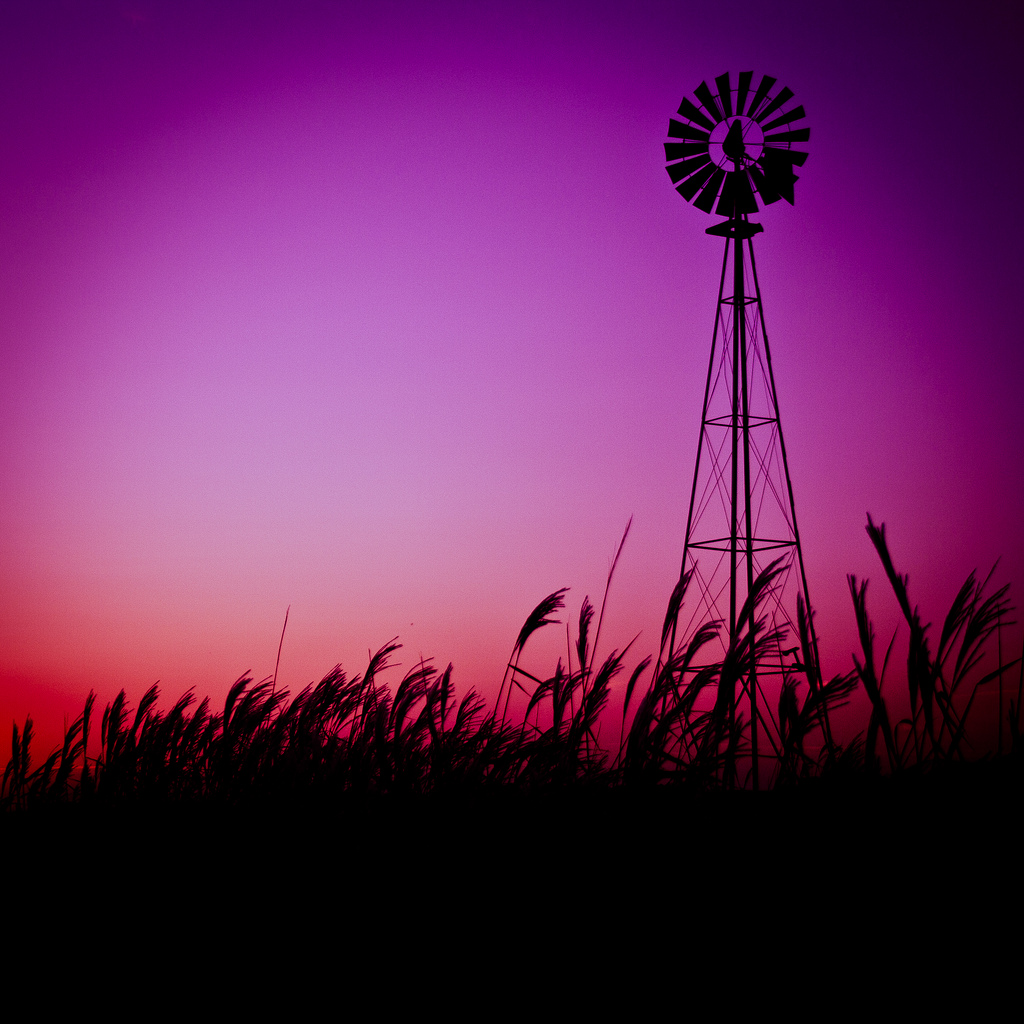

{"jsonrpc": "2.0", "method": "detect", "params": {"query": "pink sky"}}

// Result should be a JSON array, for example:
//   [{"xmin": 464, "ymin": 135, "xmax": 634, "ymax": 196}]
[{"xmin": 1, "ymin": 1, "xmax": 1021, "ymax": 751}]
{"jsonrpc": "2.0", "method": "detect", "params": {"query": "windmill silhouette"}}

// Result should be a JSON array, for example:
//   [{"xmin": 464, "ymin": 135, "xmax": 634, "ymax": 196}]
[{"xmin": 664, "ymin": 72, "xmax": 828, "ymax": 787}]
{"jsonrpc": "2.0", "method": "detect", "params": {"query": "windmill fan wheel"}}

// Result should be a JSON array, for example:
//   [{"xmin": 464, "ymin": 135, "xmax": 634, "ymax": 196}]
[{"xmin": 665, "ymin": 72, "xmax": 809, "ymax": 216}]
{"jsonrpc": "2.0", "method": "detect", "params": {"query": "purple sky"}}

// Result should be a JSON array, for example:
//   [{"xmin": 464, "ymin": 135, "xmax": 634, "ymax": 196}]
[{"xmin": 1, "ymin": 0, "xmax": 1021, "ymax": 745}]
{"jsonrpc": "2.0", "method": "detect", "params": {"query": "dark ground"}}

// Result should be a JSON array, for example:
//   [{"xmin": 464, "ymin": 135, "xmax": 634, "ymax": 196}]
[
  {"xmin": 4, "ymin": 759, "xmax": 1019, "ymax": 1002},
  {"xmin": 6, "ymin": 754, "xmax": 1021, "ymax": 902}
]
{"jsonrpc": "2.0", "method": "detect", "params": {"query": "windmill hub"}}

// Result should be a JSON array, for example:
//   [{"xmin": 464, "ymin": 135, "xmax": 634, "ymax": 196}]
[{"xmin": 715, "ymin": 117, "xmax": 762, "ymax": 167}]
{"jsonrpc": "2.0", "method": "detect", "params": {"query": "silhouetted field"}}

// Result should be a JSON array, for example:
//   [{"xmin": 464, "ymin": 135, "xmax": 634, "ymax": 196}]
[{"xmin": 3, "ymin": 517, "xmax": 1021, "ymax": 893}]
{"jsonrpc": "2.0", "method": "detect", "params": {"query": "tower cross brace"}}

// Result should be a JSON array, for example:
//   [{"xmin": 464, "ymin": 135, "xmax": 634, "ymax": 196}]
[{"xmin": 671, "ymin": 213, "xmax": 827, "ymax": 788}]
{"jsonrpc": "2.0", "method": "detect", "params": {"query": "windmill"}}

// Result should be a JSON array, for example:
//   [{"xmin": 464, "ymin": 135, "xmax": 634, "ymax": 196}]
[{"xmin": 664, "ymin": 72, "xmax": 827, "ymax": 787}]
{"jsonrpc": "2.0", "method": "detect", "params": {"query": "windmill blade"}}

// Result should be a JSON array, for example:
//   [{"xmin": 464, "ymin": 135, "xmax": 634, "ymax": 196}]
[
  {"xmin": 747, "ymin": 163, "xmax": 781, "ymax": 205},
  {"xmin": 735, "ymin": 71, "xmax": 753, "ymax": 116},
  {"xmin": 715, "ymin": 73, "xmax": 732, "ymax": 118},
  {"xmin": 677, "ymin": 161, "xmax": 717, "ymax": 201},
  {"xmin": 760, "ymin": 148, "xmax": 801, "ymax": 172},
  {"xmin": 693, "ymin": 166, "xmax": 726, "ymax": 212},
  {"xmin": 761, "ymin": 105, "xmax": 806, "ymax": 133},
  {"xmin": 668, "ymin": 118, "xmax": 711, "ymax": 142},
  {"xmin": 760, "ymin": 148, "xmax": 809, "ymax": 168},
  {"xmin": 664, "ymin": 141, "xmax": 711, "ymax": 162},
  {"xmin": 755, "ymin": 86, "xmax": 795, "ymax": 124},
  {"xmin": 765, "ymin": 172, "xmax": 797, "ymax": 205},
  {"xmin": 715, "ymin": 169, "xmax": 737, "ymax": 217},
  {"xmin": 765, "ymin": 128, "xmax": 810, "ymax": 145},
  {"xmin": 667, "ymin": 154, "xmax": 711, "ymax": 184},
  {"xmin": 757, "ymin": 148, "xmax": 802, "ymax": 169},
  {"xmin": 734, "ymin": 170, "xmax": 758, "ymax": 214},
  {"xmin": 676, "ymin": 98, "xmax": 716, "ymax": 133},
  {"xmin": 716, "ymin": 169, "xmax": 758, "ymax": 216},
  {"xmin": 746, "ymin": 74, "xmax": 776, "ymax": 119},
  {"xmin": 694, "ymin": 81, "xmax": 724, "ymax": 123}
]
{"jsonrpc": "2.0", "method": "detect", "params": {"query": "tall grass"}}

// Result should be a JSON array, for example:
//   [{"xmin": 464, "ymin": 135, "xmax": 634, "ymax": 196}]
[
  {"xmin": 847, "ymin": 515, "xmax": 1016, "ymax": 772},
  {"xmin": 2, "ymin": 517, "xmax": 1019, "ymax": 812}
]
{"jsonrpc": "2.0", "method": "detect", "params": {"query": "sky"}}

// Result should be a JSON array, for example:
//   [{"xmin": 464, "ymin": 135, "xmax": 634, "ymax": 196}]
[{"xmin": 1, "ymin": 0, "xmax": 1022, "ymax": 751}]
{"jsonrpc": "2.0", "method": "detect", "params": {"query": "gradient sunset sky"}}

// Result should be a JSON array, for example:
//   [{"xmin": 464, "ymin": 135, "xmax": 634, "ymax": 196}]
[{"xmin": 2, "ymin": 0, "xmax": 1021, "ymax": 745}]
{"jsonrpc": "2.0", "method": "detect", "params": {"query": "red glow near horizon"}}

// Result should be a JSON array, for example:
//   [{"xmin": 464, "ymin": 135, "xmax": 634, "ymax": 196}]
[{"xmin": 1, "ymin": 1, "xmax": 1021, "ymax": 756}]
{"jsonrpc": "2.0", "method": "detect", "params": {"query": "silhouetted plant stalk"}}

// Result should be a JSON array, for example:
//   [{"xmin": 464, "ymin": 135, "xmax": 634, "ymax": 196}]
[
  {"xmin": 614, "ymin": 558, "xmax": 852, "ymax": 788},
  {"xmin": 2, "ymin": 516, "xmax": 1019, "ymax": 811},
  {"xmin": 847, "ymin": 515, "xmax": 1018, "ymax": 772}
]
